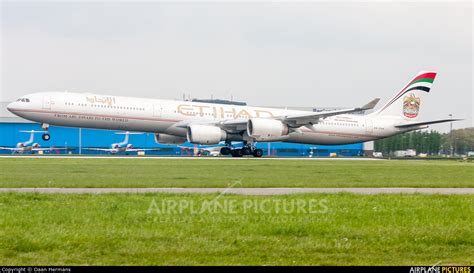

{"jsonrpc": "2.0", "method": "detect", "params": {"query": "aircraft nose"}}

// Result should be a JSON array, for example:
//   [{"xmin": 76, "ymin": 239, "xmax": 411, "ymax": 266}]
[{"xmin": 6, "ymin": 102, "xmax": 15, "ymax": 112}]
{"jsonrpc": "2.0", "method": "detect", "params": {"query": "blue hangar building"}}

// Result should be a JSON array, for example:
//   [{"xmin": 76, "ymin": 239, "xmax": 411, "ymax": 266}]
[{"xmin": 0, "ymin": 102, "xmax": 366, "ymax": 157}]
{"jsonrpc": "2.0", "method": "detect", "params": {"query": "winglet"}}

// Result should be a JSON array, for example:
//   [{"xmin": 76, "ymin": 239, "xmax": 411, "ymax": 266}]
[{"xmin": 360, "ymin": 98, "xmax": 380, "ymax": 110}]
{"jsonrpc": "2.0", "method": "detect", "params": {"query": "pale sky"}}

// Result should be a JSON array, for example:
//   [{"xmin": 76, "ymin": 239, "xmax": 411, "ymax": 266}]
[{"xmin": 1, "ymin": 1, "xmax": 472, "ymax": 132}]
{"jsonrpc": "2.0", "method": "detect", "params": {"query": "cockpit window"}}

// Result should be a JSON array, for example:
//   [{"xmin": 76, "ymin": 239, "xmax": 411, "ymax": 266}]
[{"xmin": 16, "ymin": 98, "xmax": 30, "ymax": 102}]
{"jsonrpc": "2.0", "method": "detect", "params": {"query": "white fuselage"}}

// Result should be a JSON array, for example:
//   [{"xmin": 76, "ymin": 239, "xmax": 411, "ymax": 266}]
[{"xmin": 7, "ymin": 92, "xmax": 404, "ymax": 145}]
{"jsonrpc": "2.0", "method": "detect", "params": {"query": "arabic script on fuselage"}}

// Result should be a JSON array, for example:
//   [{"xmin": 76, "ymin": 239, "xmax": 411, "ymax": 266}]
[{"xmin": 86, "ymin": 96, "xmax": 116, "ymax": 106}]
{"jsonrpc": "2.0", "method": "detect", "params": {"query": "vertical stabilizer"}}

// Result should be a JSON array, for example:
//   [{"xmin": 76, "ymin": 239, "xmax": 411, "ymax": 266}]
[{"xmin": 374, "ymin": 71, "xmax": 436, "ymax": 120}]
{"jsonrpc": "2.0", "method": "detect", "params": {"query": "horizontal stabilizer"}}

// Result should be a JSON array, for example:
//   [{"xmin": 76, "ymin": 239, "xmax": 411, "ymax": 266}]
[
  {"xmin": 395, "ymin": 118, "xmax": 462, "ymax": 128},
  {"xmin": 283, "ymin": 97, "xmax": 381, "ymax": 126}
]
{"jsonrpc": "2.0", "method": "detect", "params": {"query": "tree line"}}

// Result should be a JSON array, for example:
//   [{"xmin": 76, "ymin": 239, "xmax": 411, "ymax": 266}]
[{"xmin": 374, "ymin": 127, "xmax": 474, "ymax": 155}]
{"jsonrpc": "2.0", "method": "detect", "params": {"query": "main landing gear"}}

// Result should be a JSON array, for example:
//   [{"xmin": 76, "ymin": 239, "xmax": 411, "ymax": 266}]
[
  {"xmin": 220, "ymin": 143, "xmax": 263, "ymax": 158},
  {"xmin": 41, "ymin": 123, "xmax": 50, "ymax": 141}
]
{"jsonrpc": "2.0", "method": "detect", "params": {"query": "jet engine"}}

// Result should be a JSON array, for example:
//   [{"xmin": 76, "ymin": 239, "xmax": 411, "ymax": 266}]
[
  {"xmin": 154, "ymin": 133, "xmax": 186, "ymax": 145},
  {"xmin": 32, "ymin": 143, "xmax": 40, "ymax": 148},
  {"xmin": 247, "ymin": 118, "xmax": 290, "ymax": 141},
  {"xmin": 187, "ymin": 125, "xmax": 227, "ymax": 145},
  {"xmin": 126, "ymin": 144, "xmax": 134, "ymax": 149}
]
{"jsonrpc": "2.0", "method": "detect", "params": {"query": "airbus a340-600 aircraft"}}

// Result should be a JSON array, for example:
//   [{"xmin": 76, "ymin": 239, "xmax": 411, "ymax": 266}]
[{"xmin": 7, "ymin": 71, "xmax": 459, "ymax": 157}]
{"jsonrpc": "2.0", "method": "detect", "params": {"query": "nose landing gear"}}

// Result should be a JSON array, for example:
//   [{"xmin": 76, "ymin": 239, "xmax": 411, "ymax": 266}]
[
  {"xmin": 41, "ymin": 133, "xmax": 51, "ymax": 141},
  {"xmin": 41, "ymin": 123, "xmax": 50, "ymax": 141}
]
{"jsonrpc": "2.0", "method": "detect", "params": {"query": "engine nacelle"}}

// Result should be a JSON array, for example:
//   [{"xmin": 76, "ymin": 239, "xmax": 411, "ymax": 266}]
[
  {"xmin": 247, "ymin": 118, "xmax": 289, "ymax": 141},
  {"xmin": 154, "ymin": 133, "xmax": 186, "ymax": 145},
  {"xmin": 32, "ymin": 143, "xmax": 40, "ymax": 148},
  {"xmin": 111, "ymin": 143, "xmax": 120, "ymax": 149},
  {"xmin": 126, "ymin": 144, "xmax": 134, "ymax": 149},
  {"xmin": 187, "ymin": 125, "xmax": 227, "ymax": 145}
]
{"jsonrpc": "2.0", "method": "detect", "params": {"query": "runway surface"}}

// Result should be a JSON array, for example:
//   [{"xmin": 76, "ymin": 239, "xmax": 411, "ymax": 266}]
[
  {"xmin": 0, "ymin": 188, "xmax": 472, "ymax": 195},
  {"xmin": 0, "ymin": 155, "xmax": 381, "ymax": 160}
]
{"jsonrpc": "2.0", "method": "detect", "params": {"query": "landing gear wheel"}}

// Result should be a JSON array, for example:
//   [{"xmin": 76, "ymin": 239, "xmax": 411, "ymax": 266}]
[
  {"xmin": 42, "ymin": 133, "xmax": 50, "ymax": 141},
  {"xmin": 231, "ymin": 149, "xmax": 243, "ymax": 157},
  {"xmin": 253, "ymin": 149, "xmax": 263, "ymax": 158},
  {"xmin": 220, "ymin": 147, "xmax": 231, "ymax": 156},
  {"xmin": 242, "ymin": 146, "xmax": 252, "ymax": 155}
]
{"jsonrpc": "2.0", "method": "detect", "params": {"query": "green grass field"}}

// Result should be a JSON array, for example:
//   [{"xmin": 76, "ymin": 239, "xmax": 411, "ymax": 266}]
[
  {"xmin": 0, "ymin": 193, "xmax": 472, "ymax": 265},
  {"xmin": 0, "ymin": 158, "xmax": 472, "ymax": 188},
  {"xmin": 1, "ymin": 158, "xmax": 472, "ymax": 265}
]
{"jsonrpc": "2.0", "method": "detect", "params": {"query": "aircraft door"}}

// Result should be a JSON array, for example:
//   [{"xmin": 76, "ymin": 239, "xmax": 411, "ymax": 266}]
[
  {"xmin": 153, "ymin": 104, "xmax": 162, "ymax": 117},
  {"xmin": 42, "ymin": 96, "xmax": 51, "ymax": 110},
  {"xmin": 365, "ymin": 119, "xmax": 373, "ymax": 134}
]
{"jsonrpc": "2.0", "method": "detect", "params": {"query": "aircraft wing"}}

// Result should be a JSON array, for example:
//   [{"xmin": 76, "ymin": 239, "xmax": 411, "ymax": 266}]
[
  {"xmin": 0, "ymin": 147, "xmax": 18, "ymax": 151},
  {"xmin": 34, "ymin": 147, "xmax": 73, "ymax": 151},
  {"xmin": 83, "ymin": 148, "xmax": 115, "ymax": 152},
  {"xmin": 395, "ymin": 118, "xmax": 462, "ymax": 129},
  {"xmin": 173, "ymin": 98, "xmax": 380, "ymax": 134},
  {"xmin": 279, "ymin": 98, "xmax": 380, "ymax": 126},
  {"xmin": 211, "ymin": 98, "xmax": 380, "ymax": 132},
  {"xmin": 126, "ymin": 148, "xmax": 162, "ymax": 152}
]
